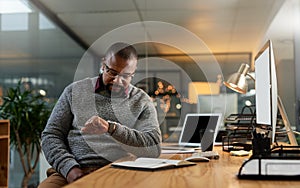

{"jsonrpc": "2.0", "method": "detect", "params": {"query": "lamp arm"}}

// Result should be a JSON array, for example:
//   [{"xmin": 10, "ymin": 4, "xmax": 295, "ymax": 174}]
[
  {"xmin": 293, "ymin": 131, "xmax": 300, "ymax": 135},
  {"xmin": 246, "ymin": 73, "xmax": 255, "ymax": 82}
]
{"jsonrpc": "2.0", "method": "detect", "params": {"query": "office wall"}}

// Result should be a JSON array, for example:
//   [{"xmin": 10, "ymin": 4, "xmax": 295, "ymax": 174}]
[
  {"xmin": 295, "ymin": 1, "xmax": 300, "ymax": 130},
  {"xmin": 259, "ymin": 0, "xmax": 299, "ymax": 128}
]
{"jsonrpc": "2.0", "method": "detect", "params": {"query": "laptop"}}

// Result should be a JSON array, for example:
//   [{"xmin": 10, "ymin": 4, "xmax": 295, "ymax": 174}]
[{"xmin": 162, "ymin": 113, "xmax": 222, "ymax": 152}]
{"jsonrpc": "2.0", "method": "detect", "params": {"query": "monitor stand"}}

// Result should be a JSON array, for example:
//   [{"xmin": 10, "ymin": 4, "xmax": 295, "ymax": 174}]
[{"xmin": 277, "ymin": 96, "xmax": 298, "ymax": 146}]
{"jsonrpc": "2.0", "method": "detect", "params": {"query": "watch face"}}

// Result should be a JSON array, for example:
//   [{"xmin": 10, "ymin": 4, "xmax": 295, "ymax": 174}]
[{"xmin": 108, "ymin": 121, "xmax": 115, "ymax": 134}]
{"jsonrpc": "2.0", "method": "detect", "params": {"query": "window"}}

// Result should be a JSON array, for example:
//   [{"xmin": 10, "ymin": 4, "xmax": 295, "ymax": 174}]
[
  {"xmin": 39, "ymin": 13, "xmax": 55, "ymax": 30},
  {"xmin": 0, "ymin": 0, "xmax": 32, "ymax": 31},
  {"xmin": 1, "ymin": 13, "xmax": 28, "ymax": 31}
]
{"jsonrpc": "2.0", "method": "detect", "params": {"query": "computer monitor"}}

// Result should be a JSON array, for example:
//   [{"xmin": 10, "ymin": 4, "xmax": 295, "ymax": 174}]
[
  {"xmin": 255, "ymin": 40, "xmax": 297, "ymax": 145},
  {"xmin": 255, "ymin": 40, "xmax": 277, "ymax": 143}
]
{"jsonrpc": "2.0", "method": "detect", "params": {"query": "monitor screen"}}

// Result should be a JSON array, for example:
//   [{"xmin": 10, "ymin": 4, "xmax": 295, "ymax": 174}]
[{"xmin": 254, "ymin": 40, "xmax": 278, "ymax": 143}]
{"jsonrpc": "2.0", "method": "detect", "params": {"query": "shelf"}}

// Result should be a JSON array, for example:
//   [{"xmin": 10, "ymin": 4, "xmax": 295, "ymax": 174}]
[
  {"xmin": 0, "ymin": 119, "xmax": 9, "ymax": 187},
  {"xmin": 0, "ymin": 135, "xmax": 9, "ymax": 139}
]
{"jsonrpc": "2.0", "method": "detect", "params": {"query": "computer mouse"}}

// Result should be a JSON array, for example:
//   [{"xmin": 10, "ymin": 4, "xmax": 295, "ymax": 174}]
[{"xmin": 185, "ymin": 156, "xmax": 210, "ymax": 162}]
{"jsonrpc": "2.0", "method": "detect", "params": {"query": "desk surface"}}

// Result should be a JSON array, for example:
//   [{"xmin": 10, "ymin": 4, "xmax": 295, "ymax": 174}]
[{"xmin": 64, "ymin": 146, "xmax": 300, "ymax": 188}]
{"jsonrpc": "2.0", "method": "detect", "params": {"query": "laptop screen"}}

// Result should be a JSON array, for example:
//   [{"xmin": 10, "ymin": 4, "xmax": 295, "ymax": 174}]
[{"xmin": 179, "ymin": 113, "xmax": 222, "ymax": 151}]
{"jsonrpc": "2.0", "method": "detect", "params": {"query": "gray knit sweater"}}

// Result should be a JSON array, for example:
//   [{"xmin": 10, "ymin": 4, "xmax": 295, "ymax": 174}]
[{"xmin": 41, "ymin": 77, "xmax": 162, "ymax": 177}]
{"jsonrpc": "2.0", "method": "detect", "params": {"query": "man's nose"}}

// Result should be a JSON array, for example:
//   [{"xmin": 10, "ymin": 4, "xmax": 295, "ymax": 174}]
[{"xmin": 113, "ymin": 75, "xmax": 123, "ymax": 84}]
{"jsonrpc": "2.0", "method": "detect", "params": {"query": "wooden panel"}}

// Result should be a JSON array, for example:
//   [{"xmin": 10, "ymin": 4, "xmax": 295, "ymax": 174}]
[{"xmin": 0, "ymin": 120, "xmax": 10, "ymax": 187}]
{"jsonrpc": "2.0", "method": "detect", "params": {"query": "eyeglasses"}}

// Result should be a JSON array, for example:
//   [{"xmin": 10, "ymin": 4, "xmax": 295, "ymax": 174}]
[{"xmin": 103, "ymin": 63, "xmax": 135, "ymax": 80}]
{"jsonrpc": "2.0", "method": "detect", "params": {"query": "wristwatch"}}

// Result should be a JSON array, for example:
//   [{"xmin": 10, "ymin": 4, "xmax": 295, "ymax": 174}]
[{"xmin": 107, "ymin": 120, "xmax": 118, "ymax": 134}]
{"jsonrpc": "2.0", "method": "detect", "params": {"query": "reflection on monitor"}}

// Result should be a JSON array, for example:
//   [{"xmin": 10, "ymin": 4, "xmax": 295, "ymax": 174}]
[
  {"xmin": 197, "ymin": 93, "xmax": 238, "ymax": 127},
  {"xmin": 255, "ymin": 40, "xmax": 278, "ymax": 143}
]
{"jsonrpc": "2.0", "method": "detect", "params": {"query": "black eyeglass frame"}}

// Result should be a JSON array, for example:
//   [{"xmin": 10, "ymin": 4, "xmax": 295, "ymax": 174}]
[{"xmin": 103, "ymin": 63, "xmax": 135, "ymax": 80}]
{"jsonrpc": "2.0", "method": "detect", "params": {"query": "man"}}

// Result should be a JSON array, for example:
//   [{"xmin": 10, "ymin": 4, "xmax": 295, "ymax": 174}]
[{"xmin": 39, "ymin": 42, "xmax": 162, "ymax": 187}]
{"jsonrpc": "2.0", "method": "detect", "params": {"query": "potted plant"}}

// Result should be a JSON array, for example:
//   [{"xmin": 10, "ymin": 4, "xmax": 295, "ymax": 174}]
[{"xmin": 0, "ymin": 80, "xmax": 53, "ymax": 188}]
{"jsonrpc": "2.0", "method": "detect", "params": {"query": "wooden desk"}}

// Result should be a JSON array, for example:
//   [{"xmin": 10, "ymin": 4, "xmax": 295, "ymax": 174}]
[{"xmin": 64, "ymin": 146, "xmax": 300, "ymax": 188}]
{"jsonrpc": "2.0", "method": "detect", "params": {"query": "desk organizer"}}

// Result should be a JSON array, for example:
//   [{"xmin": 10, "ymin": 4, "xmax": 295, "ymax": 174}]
[
  {"xmin": 222, "ymin": 131, "xmax": 252, "ymax": 152},
  {"xmin": 237, "ymin": 145, "xmax": 300, "ymax": 180}
]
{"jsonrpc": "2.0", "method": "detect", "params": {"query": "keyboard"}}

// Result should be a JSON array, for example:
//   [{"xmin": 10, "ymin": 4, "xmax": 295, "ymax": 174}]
[{"xmin": 191, "ymin": 151, "xmax": 220, "ymax": 159}]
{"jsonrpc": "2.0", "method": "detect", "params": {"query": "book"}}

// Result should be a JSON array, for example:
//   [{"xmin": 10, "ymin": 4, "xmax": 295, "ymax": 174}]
[{"xmin": 111, "ymin": 157, "xmax": 196, "ymax": 170}]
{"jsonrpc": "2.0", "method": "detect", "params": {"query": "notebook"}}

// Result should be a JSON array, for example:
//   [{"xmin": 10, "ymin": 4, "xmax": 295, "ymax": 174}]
[{"xmin": 162, "ymin": 113, "xmax": 222, "ymax": 152}]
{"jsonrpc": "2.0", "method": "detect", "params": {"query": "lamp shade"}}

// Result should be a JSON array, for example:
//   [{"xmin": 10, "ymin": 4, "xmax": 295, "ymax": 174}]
[{"xmin": 223, "ymin": 64, "xmax": 250, "ymax": 94}]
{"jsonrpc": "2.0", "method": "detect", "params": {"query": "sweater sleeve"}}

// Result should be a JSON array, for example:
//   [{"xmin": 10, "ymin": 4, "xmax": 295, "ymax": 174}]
[
  {"xmin": 41, "ymin": 86, "xmax": 79, "ymax": 178},
  {"xmin": 111, "ymin": 96, "xmax": 162, "ymax": 158}
]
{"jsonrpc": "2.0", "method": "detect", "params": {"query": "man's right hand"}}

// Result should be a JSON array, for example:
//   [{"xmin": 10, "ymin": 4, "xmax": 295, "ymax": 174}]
[
  {"xmin": 66, "ymin": 167, "xmax": 84, "ymax": 183},
  {"xmin": 81, "ymin": 116, "xmax": 109, "ymax": 134}
]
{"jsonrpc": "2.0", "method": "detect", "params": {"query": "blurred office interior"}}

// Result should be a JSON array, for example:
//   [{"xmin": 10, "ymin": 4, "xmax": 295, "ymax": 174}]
[{"xmin": 1, "ymin": 0, "xmax": 300, "ymax": 187}]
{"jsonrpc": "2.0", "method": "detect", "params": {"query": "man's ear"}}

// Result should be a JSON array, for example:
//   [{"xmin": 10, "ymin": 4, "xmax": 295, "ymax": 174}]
[
  {"xmin": 100, "ymin": 64, "xmax": 104, "ymax": 74},
  {"xmin": 100, "ymin": 59, "xmax": 105, "ymax": 74}
]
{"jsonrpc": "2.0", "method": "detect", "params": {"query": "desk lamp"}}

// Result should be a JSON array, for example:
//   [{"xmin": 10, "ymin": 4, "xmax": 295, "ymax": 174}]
[
  {"xmin": 223, "ymin": 63, "xmax": 265, "ymax": 154},
  {"xmin": 223, "ymin": 63, "xmax": 255, "ymax": 94}
]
